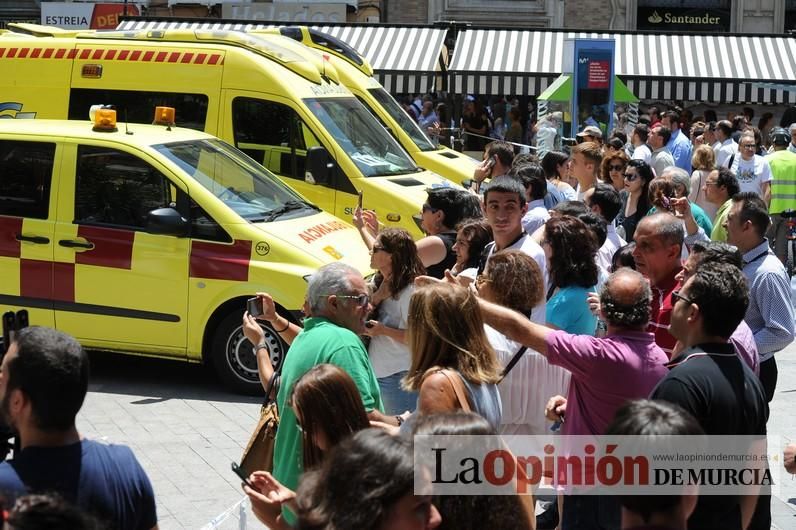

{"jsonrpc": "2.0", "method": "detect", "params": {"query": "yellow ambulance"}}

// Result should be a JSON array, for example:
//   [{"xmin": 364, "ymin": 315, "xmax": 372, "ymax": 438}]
[
  {"xmin": 255, "ymin": 26, "xmax": 478, "ymax": 184},
  {"xmin": 0, "ymin": 23, "xmax": 459, "ymax": 238},
  {"xmin": 0, "ymin": 115, "xmax": 371, "ymax": 393}
]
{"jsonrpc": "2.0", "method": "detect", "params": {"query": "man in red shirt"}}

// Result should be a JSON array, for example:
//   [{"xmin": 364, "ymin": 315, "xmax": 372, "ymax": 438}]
[{"xmin": 632, "ymin": 213, "xmax": 684, "ymax": 357}]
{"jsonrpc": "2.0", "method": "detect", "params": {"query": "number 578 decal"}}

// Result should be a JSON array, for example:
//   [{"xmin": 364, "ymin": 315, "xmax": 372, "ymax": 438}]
[{"xmin": 0, "ymin": 103, "xmax": 36, "ymax": 119}]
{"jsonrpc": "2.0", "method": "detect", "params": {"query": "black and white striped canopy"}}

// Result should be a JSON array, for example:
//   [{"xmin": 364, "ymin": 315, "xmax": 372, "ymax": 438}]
[
  {"xmin": 449, "ymin": 29, "xmax": 796, "ymax": 103},
  {"xmin": 116, "ymin": 20, "xmax": 447, "ymax": 94}
]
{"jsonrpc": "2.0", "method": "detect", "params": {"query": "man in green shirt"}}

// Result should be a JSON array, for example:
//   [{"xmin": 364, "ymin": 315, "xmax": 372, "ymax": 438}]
[
  {"xmin": 704, "ymin": 167, "xmax": 740, "ymax": 242},
  {"xmin": 241, "ymin": 262, "xmax": 388, "ymax": 523}
]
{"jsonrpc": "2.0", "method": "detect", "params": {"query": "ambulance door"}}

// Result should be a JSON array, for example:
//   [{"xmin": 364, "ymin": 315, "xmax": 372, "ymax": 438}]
[
  {"xmin": 223, "ymin": 91, "xmax": 336, "ymax": 213},
  {"xmin": 52, "ymin": 142, "xmax": 189, "ymax": 356},
  {"xmin": 0, "ymin": 138, "xmax": 59, "ymax": 328}
]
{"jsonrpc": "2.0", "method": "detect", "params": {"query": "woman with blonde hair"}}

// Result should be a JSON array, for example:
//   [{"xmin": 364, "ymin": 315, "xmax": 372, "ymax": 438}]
[
  {"xmin": 689, "ymin": 144, "xmax": 718, "ymax": 221},
  {"xmin": 402, "ymin": 283, "xmax": 502, "ymax": 430}
]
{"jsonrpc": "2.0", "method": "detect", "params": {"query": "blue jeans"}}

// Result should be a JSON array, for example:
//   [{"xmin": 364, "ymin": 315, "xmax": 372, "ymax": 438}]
[{"xmin": 378, "ymin": 371, "xmax": 416, "ymax": 415}]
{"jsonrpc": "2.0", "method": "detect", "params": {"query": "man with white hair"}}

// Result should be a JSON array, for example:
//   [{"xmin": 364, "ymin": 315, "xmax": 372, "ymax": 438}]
[
  {"xmin": 241, "ymin": 262, "xmax": 387, "ymax": 521},
  {"xmin": 660, "ymin": 166, "xmax": 713, "ymax": 235}
]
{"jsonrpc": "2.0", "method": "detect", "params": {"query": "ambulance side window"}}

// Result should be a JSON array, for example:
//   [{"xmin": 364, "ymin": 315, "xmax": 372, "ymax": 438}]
[
  {"xmin": 0, "ymin": 140, "xmax": 55, "ymax": 219},
  {"xmin": 189, "ymin": 198, "xmax": 231, "ymax": 243},
  {"xmin": 74, "ymin": 146, "xmax": 171, "ymax": 230},
  {"xmin": 231, "ymin": 97, "xmax": 319, "ymax": 181}
]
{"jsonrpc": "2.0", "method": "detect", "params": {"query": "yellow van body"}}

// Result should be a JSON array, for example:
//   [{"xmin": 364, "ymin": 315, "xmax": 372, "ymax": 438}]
[
  {"xmin": 0, "ymin": 119, "xmax": 371, "ymax": 393},
  {"xmin": 248, "ymin": 27, "xmax": 478, "ymax": 184},
  {"xmin": 0, "ymin": 24, "xmax": 460, "ymax": 239}
]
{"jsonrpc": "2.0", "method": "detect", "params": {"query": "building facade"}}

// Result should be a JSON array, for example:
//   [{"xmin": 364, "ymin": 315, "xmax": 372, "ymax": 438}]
[{"xmin": 565, "ymin": 0, "xmax": 790, "ymax": 34}]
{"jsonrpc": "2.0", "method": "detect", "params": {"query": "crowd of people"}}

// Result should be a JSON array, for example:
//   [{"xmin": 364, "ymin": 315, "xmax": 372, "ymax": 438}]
[{"xmin": 0, "ymin": 103, "xmax": 795, "ymax": 530}]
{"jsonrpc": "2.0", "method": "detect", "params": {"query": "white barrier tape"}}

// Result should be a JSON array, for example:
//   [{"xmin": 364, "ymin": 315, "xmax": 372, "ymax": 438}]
[
  {"xmin": 461, "ymin": 130, "xmax": 537, "ymax": 151},
  {"xmin": 200, "ymin": 495, "xmax": 250, "ymax": 530}
]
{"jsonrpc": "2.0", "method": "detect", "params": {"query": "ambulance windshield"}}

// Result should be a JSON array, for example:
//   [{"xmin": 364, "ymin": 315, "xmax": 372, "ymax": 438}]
[
  {"xmin": 366, "ymin": 88, "xmax": 436, "ymax": 152},
  {"xmin": 154, "ymin": 139, "xmax": 320, "ymax": 222},
  {"xmin": 305, "ymin": 97, "xmax": 420, "ymax": 177}
]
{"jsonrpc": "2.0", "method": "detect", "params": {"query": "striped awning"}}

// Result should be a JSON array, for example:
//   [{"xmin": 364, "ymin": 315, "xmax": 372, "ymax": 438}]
[
  {"xmin": 116, "ymin": 20, "xmax": 447, "ymax": 94},
  {"xmin": 449, "ymin": 29, "xmax": 796, "ymax": 103}
]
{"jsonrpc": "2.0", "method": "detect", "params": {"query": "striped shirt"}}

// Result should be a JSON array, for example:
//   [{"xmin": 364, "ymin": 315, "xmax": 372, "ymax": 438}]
[{"xmin": 742, "ymin": 239, "xmax": 795, "ymax": 361}]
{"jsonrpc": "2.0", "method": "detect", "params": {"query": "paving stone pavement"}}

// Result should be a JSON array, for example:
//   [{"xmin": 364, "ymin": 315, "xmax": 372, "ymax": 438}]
[
  {"xmin": 78, "ymin": 343, "xmax": 796, "ymax": 529},
  {"xmin": 77, "ymin": 352, "xmax": 262, "ymax": 529}
]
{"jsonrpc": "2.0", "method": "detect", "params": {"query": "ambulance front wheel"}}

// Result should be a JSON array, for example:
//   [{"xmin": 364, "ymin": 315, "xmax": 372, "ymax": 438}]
[{"xmin": 210, "ymin": 311, "xmax": 288, "ymax": 395}]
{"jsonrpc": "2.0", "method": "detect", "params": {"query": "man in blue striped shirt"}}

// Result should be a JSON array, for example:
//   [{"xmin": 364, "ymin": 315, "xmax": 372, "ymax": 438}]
[{"xmin": 725, "ymin": 192, "xmax": 795, "ymax": 402}]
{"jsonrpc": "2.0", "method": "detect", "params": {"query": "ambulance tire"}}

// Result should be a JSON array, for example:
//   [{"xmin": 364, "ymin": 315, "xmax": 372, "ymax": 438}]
[{"xmin": 210, "ymin": 311, "xmax": 287, "ymax": 395}]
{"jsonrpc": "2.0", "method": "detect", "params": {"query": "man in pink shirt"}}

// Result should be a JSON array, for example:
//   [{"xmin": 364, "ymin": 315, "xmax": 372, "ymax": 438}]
[{"xmin": 478, "ymin": 267, "xmax": 669, "ymax": 530}]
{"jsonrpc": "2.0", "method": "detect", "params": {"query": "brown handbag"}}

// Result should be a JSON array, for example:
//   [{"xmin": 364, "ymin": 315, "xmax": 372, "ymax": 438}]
[{"xmin": 239, "ymin": 372, "xmax": 280, "ymax": 476}]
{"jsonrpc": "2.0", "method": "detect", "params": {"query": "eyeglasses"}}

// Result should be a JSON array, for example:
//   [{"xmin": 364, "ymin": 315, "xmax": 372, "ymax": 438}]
[
  {"xmin": 319, "ymin": 294, "xmax": 370, "ymax": 307},
  {"xmin": 421, "ymin": 204, "xmax": 438, "ymax": 213},
  {"xmin": 671, "ymin": 290, "xmax": 694, "ymax": 306},
  {"xmin": 704, "ymin": 180, "xmax": 719, "ymax": 187},
  {"xmin": 475, "ymin": 274, "xmax": 492, "ymax": 286},
  {"xmin": 609, "ymin": 164, "xmax": 625, "ymax": 171},
  {"xmin": 624, "ymin": 172, "xmax": 639, "ymax": 182},
  {"xmin": 740, "ymin": 144, "xmax": 756, "ymax": 149}
]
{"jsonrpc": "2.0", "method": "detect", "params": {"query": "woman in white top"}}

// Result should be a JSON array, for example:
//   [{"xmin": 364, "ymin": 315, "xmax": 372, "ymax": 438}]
[
  {"xmin": 689, "ymin": 144, "xmax": 719, "ymax": 221},
  {"xmin": 476, "ymin": 250, "xmax": 571, "ymax": 435},
  {"xmin": 363, "ymin": 228, "xmax": 426, "ymax": 415}
]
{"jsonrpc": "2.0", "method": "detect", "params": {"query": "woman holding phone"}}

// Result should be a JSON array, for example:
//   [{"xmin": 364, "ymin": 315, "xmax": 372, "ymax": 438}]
[
  {"xmin": 242, "ymin": 364, "xmax": 372, "ymax": 529},
  {"xmin": 354, "ymin": 187, "xmax": 467, "ymax": 279}
]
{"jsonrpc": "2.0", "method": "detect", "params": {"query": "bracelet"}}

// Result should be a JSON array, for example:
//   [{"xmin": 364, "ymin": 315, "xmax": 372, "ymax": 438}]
[
  {"xmin": 272, "ymin": 317, "xmax": 290, "ymax": 333},
  {"xmin": 255, "ymin": 342, "xmax": 269, "ymax": 352},
  {"xmin": 395, "ymin": 415, "xmax": 404, "ymax": 426}
]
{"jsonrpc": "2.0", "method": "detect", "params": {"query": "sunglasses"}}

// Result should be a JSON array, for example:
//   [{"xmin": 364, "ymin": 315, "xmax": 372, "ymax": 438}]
[
  {"xmin": 623, "ymin": 172, "xmax": 639, "ymax": 182},
  {"xmin": 421, "ymin": 204, "xmax": 439, "ymax": 213},
  {"xmin": 320, "ymin": 294, "xmax": 370, "ymax": 307},
  {"xmin": 609, "ymin": 164, "xmax": 625, "ymax": 171},
  {"xmin": 371, "ymin": 244, "xmax": 386, "ymax": 253},
  {"xmin": 671, "ymin": 290, "xmax": 694, "ymax": 306}
]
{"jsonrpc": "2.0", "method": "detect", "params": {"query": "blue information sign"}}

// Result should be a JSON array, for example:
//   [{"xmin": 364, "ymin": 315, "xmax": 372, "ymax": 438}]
[{"xmin": 571, "ymin": 39, "xmax": 616, "ymax": 138}]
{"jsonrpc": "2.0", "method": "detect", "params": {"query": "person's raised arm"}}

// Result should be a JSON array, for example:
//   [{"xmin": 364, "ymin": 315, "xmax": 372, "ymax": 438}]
[{"xmin": 478, "ymin": 298, "xmax": 550, "ymax": 354}]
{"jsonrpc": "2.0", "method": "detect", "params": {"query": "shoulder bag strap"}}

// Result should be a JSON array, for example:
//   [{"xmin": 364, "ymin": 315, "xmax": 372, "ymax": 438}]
[
  {"xmin": 434, "ymin": 368, "xmax": 472, "ymax": 412},
  {"xmin": 499, "ymin": 345, "xmax": 528, "ymax": 383}
]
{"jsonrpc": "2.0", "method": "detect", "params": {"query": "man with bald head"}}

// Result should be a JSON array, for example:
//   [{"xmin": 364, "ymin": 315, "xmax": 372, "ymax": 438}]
[
  {"xmin": 632, "ymin": 213, "xmax": 685, "ymax": 357},
  {"xmin": 478, "ymin": 268, "xmax": 669, "ymax": 529}
]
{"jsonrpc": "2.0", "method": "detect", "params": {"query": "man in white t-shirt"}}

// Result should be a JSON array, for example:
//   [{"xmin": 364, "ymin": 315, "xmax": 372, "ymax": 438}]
[
  {"xmin": 570, "ymin": 141, "xmax": 602, "ymax": 200},
  {"xmin": 714, "ymin": 120, "xmax": 738, "ymax": 168},
  {"xmin": 629, "ymin": 123, "xmax": 652, "ymax": 164},
  {"xmin": 480, "ymin": 176, "xmax": 547, "ymax": 322},
  {"xmin": 729, "ymin": 133, "xmax": 772, "ymax": 205},
  {"xmin": 788, "ymin": 123, "xmax": 796, "ymax": 155}
]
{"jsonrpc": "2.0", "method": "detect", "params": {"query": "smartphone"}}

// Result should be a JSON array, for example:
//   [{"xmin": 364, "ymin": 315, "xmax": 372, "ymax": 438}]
[
  {"xmin": 357, "ymin": 190, "xmax": 364, "ymax": 210},
  {"xmin": 246, "ymin": 297, "xmax": 263, "ymax": 318},
  {"xmin": 231, "ymin": 462, "xmax": 255, "ymax": 489},
  {"xmin": 485, "ymin": 156, "xmax": 496, "ymax": 170}
]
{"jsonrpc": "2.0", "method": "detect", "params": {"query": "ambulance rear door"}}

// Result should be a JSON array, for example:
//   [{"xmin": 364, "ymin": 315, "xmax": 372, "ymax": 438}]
[
  {"xmin": 52, "ymin": 140, "xmax": 190, "ymax": 356},
  {"xmin": 0, "ymin": 137, "xmax": 60, "ymax": 329}
]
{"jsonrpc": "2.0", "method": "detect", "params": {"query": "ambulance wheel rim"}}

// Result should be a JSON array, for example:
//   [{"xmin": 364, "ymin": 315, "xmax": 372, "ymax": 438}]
[{"xmin": 224, "ymin": 324, "xmax": 283, "ymax": 384}]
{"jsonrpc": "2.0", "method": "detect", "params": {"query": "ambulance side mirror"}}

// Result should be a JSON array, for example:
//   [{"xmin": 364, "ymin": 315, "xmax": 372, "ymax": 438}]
[
  {"xmin": 306, "ymin": 146, "xmax": 332, "ymax": 185},
  {"xmin": 146, "ymin": 207, "xmax": 190, "ymax": 237}
]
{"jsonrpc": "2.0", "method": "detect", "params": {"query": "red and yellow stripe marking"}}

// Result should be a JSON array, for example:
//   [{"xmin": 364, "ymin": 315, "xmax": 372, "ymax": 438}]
[{"xmin": 0, "ymin": 47, "xmax": 223, "ymax": 65}]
